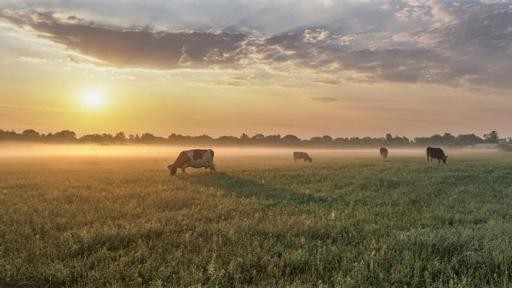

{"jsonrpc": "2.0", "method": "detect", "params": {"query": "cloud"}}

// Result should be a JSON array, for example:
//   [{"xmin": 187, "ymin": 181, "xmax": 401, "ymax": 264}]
[
  {"xmin": 395, "ymin": 0, "xmax": 454, "ymax": 26},
  {"xmin": 1, "ymin": 1, "xmax": 512, "ymax": 89},
  {"xmin": 310, "ymin": 96, "xmax": 338, "ymax": 102},
  {"xmin": 0, "ymin": 10, "xmax": 246, "ymax": 69},
  {"xmin": 303, "ymin": 29, "xmax": 331, "ymax": 43}
]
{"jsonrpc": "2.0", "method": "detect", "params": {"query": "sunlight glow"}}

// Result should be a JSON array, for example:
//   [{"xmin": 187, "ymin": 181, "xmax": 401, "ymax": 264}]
[{"xmin": 82, "ymin": 89, "xmax": 105, "ymax": 109}]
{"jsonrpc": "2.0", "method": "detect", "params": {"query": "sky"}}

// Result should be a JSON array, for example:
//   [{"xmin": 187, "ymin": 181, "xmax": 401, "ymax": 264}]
[{"xmin": 1, "ymin": 0, "xmax": 512, "ymax": 138}]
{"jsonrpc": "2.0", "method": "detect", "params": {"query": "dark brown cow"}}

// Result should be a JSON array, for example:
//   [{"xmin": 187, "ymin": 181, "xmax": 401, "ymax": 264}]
[
  {"xmin": 293, "ymin": 151, "xmax": 312, "ymax": 163},
  {"xmin": 426, "ymin": 147, "xmax": 448, "ymax": 164},
  {"xmin": 167, "ymin": 149, "xmax": 216, "ymax": 175},
  {"xmin": 380, "ymin": 147, "xmax": 388, "ymax": 159}
]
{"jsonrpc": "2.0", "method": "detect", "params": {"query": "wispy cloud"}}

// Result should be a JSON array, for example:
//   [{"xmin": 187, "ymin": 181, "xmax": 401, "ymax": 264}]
[
  {"xmin": 0, "ymin": 10, "xmax": 246, "ymax": 69},
  {"xmin": 310, "ymin": 96, "xmax": 338, "ymax": 102},
  {"xmin": 1, "ymin": 0, "xmax": 512, "ymax": 89}
]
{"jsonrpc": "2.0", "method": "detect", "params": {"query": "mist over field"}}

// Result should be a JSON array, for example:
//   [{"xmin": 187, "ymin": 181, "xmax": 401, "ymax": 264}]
[{"xmin": 0, "ymin": 143, "xmax": 500, "ymax": 159}]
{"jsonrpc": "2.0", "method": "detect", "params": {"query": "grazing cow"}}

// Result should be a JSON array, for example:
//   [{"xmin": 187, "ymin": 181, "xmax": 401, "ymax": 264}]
[
  {"xmin": 380, "ymin": 147, "xmax": 389, "ymax": 159},
  {"xmin": 293, "ymin": 151, "xmax": 312, "ymax": 163},
  {"xmin": 167, "ymin": 149, "xmax": 216, "ymax": 175},
  {"xmin": 426, "ymin": 147, "xmax": 448, "ymax": 164}
]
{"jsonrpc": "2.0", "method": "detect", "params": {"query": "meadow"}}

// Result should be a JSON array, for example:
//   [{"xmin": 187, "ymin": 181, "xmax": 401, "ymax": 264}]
[{"xmin": 1, "ymin": 147, "xmax": 512, "ymax": 287}]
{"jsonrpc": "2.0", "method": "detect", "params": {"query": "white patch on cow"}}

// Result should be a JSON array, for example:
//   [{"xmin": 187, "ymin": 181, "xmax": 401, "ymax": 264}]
[{"xmin": 184, "ymin": 150, "xmax": 213, "ymax": 168}]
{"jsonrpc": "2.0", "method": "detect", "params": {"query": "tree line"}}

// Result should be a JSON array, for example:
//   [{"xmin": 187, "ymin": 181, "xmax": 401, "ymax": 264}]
[{"xmin": 0, "ymin": 129, "xmax": 509, "ymax": 148}]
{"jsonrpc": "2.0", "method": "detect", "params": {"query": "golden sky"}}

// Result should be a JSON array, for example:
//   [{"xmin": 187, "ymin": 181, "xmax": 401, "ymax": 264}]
[{"xmin": 1, "ymin": 1, "xmax": 512, "ymax": 138}]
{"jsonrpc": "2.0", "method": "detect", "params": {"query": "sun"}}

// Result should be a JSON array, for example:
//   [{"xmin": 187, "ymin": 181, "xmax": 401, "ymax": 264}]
[{"xmin": 82, "ymin": 89, "xmax": 105, "ymax": 109}]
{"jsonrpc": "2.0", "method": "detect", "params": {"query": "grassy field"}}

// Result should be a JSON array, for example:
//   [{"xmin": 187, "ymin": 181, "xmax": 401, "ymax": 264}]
[{"xmin": 1, "ymin": 149, "xmax": 512, "ymax": 287}]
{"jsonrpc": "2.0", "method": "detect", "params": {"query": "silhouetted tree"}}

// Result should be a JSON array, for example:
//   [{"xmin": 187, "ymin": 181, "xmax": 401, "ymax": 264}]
[
  {"xmin": 115, "ymin": 132, "xmax": 126, "ymax": 143},
  {"xmin": 240, "ymin": 133, "xmax": 250, "ymax": 144},
  {"xmin": 22, "ymin": 129, "xmax": 40, "ymax": 141},
  {"xmin": 385, "ymin": 133, "xmax": 393, "ymax": 143},
  {"xmin": 0, "ymin": 130, "xmax": 19, "ymax": 141},
  {"xmin": 322, "ymin": 135, "xmax": 333, "ymax": 143},
  {"xmin": 484, "ymin": 131, "xmax": 499, "ymax": 143},
  {"xmin": 263, "ymin": 135, "xmax": 281, "ymax": 145},
  {"xmin": 251, "ymin": 134, "xmax": 265, "ymax": 141},
  {"xmin": 0, "ymin": 128, "xmax": 505, "ymax": 148},
  {"xmin": 217, "ymin": 135, "xmax": 239, "ymax": 145},
  {"xmin": 140, "ymin": 133, "xmax": 166, "ymax": 143},
  {"xmin": 283, "ymin": 134, "xmax": 301, "ymax": 145},
  {"xmin": 45, "ymin": 130, "xmax": 76, "ymax": 142},
  {"xmin": 456, "ymin": 134, "xmax": 483, "ymax": 146}
]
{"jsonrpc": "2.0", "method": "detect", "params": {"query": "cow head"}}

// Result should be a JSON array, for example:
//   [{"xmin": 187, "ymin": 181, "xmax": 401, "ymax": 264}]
[
  {"xmin": 167, "ymin": 164, "xmax": 178, "ymax": 175},
  {"xmin": 443, "ymin": 155, "xmax": 448, "ymax": 164}
]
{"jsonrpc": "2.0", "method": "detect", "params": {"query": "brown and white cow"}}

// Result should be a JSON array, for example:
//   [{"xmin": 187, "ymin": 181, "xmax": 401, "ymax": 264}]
[
  {"xmin": 167, "ymin": 149, "xmax": 216, "ymax": 175},
  {"xmin": 293, "ymin": 151, "xmax": 312, "ymax": 163}
]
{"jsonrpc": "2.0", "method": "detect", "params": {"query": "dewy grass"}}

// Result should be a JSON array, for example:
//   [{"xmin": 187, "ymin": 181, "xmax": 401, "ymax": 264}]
[{"xmin": 1, "ymin": 152, "xmax": 511, "ymax": 287}]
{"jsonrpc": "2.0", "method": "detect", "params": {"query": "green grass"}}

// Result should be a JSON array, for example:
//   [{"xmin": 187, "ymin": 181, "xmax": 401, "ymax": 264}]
[{"xmin": 1, "ymin": 152, "xmax": 512, "ymax": 287}]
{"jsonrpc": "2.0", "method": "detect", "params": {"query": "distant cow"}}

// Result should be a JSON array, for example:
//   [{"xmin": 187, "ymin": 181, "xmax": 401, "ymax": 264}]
[
  {"xmin": 167, "ymin": 149, "xmax": 216, "ymax": 175},
  {"xmin": 426, "ymin": 147, "xmax": 448, "ymax": 164},
  {"xmin": 293, "ymin": 151, "xmax": 312, "ymax": 163},
  {"xmin": 380, "ymin": 147, "xmax": 388, "ymax": 159}
]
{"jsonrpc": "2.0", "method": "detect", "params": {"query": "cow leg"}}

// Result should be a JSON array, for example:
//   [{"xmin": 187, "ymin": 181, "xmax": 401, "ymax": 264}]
[
  {"xmin": 181, "ymin": 167, "xmax": 187, "ymax": 174},
  {"xmin": 210, "ymin": 164, "xmax": 216, "ymax": 172}
]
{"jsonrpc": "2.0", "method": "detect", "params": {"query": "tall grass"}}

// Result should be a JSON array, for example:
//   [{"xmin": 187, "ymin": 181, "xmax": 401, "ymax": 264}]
[{"xmin": 1, "ymin": 153, "xmax": 511, "ymax": 287}]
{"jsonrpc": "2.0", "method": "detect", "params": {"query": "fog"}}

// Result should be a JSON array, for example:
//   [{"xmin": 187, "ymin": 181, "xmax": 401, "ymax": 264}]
[{"xmin": 0, "ymin": 143, "xmax": 500, "ymax": 160}]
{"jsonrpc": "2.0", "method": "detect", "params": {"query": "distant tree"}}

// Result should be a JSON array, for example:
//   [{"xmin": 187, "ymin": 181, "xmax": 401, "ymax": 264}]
[
  {"xmin": 484, "ymin": 131, "xmax": 499, "ymax": 143},
  {"xmin": 22, "ymin": 129, "xmax": 40, "ymax": 141},
  {"xmin": 322, "ymin": 135, "xmax": 333, "ymax": 143},
  {"xmin": 442, "ymin": 133, "xmax": 456, "ymax": 144},
  {"xmin": 456, "ymin": 134, "xmax": 483, "ymax": 146},
  {"xmin": 140, "ymin": 133, "xmax": 165, "ymax": 143},
  {"xmin": 383, "ymin": 134, "xmax": 409, "ymax": 146},
  {"xmin": 168, "ymin": 133, "xmax": 183, "ymax": 142},
  {"xmin": 334, "ymin": 137, "xmax": 347, "ymax": 146},
  {"xmin": 251, "ymin": 134, "xmax": 265, "ymax": 141},
  {"xmin": 263, "ymin": 134, "xmax": 281, "ymax": 145},
  {"xmin": 115, "ymin": 132, "xmax": 126, "ymax": 143},
  {"xmin": 0, "ymin": 128, "xmax": 508, "ymax": 148},
  {"xmin": 193, "ymin": 135, "xmax": 213, "ymax": 144},
  {"xmin": 0, "ymin": 129, "xmax": 19, "ymax": 141},
  {"xmin": 217, "ymin": 135, "xmax": 239, "ymax": 145},
  {"xmin": 283, "ymin": 134, "xmax": 301, "ymax": 145},
  {"xmin": 309, "ymin": 136, "xmax": 323, "ymax": 146},
  {"xmin": 414, "ymin": 133, "xmax": 452, "ymax": 146},
  {"xmin": 80, "ymin": 134, "xmax": 100, "ymax": 143},
  {"xmin": 240, "ymin": 133, "xmax": 250, "ymax": 144},
  {"xmin": 385, "ymin": 133, "xmax": 393, "ymax": 143},
  {"xmin": 46, "ymin": 130, "xmax": 76, "ymax": 142},
  {"xmin": 79, "ymin": 133, "xmax": 115, "ymax": 144}
]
